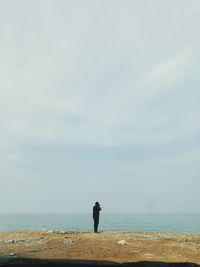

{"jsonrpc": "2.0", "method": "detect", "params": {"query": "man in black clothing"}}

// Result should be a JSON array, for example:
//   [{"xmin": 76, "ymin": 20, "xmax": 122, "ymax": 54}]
[{"xmin": 93, "ymin": 202, "xmax": 101, "ymax": 233}]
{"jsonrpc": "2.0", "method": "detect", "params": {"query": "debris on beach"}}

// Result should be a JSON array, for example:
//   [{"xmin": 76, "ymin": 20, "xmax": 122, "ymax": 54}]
[
  {"xmin": 47, "ymin": 230, "xmax": 67, "ymax": 234},
  {"xmin": 59, "ymin": 230, "xmax": 67, "ymax": 234},
  {"xmin": 47, "ymin": 230, "xmax": 54, "ymax": 234},
  {"xmin": 4, "ymin": 239, "xmax": 31, "ymax": 245},
  {"xmin": 5, "ymin": 240, "xmax": 15, "ymax": 244},
  {"xmin": 9, "ymin": 253, "xmax": 16, "ymax": 257},
  {"xmin": 38, "ymin": 240, "xmax": 49, "ymax": 244},
  {"xmin": 117, "ymin": 240, "xmax": 128, "ymax": 246},
  {"xmin": 63, "ymin": 239, "xmax": 73, "ymax": 244}
]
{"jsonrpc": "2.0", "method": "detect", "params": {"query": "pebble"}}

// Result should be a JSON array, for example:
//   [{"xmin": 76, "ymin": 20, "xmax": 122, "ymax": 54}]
[
  {"xmin": 117, "ymin": 240, "xmax": 128, "ymax": 246},
  {"xmin": 10, "ymin": 253, "xmax": 15, "ymax": 256},
  {"xmin": 64, "ymin": 239, "xmax": 73, "ymax": 244},
  {"xmin": 47, "ymin": 230, "xmax": 67, "ymax": 234},
  {"xmin": 47, "ymin": 230, "xmax": 54, "ymax": 234}
]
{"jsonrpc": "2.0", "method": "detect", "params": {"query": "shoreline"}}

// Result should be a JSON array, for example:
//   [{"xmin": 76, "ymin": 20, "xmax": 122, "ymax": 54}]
[
  {"xmin": 1, "ymin": 229, "xmax": 200, "ymax": 233},
  {"xmin": 0, "ymin": 231, "xmax": 200, "ymax": 264}
]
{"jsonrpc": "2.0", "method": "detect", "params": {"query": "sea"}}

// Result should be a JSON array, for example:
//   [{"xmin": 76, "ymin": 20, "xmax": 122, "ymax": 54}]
[{"xmin": 0, "ymin": 213, "xmax": 200, "ymax": 233}]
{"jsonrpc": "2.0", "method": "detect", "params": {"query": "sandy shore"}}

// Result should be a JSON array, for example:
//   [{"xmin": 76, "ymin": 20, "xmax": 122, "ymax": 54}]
[{"xmin": 0, "ymin": 231, "xmax": 200, "ymax": 264}]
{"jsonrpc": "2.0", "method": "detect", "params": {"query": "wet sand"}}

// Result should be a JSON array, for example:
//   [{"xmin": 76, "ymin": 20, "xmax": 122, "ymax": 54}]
[{"xmin": 0, "ymin": 231, "xmax": 200, "ymax": 264}]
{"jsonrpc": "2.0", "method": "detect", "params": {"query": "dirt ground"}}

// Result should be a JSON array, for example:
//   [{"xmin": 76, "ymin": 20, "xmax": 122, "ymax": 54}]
[{"xmin": 0, "ymin": 231, "xmax": 200, "ymax": 264}]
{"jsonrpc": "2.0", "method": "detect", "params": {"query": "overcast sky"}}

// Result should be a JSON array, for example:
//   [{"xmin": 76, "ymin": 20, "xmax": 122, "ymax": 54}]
[{"xmin": 0, "ymin": 0, "xmax": 200, "ymax": 213}]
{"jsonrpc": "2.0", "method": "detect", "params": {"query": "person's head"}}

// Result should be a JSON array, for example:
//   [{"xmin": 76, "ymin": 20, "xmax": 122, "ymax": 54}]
[{"xmin": 95, "ymin": 201, "xmax": 99, "ymax": 206}]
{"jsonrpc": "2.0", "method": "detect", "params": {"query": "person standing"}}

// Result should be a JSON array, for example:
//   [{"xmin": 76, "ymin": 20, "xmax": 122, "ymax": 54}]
[{"xmin": 93, "ymin": 202, "xmax": 101, "ymax": 233}]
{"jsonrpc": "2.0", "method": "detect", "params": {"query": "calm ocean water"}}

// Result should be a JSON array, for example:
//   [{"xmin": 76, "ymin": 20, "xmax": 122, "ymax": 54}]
[{"xmin": 0, "ymin": 213, "xmax": 200, "ymax": 233}]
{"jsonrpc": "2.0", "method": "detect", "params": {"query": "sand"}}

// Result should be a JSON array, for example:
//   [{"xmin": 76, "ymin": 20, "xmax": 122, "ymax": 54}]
[{"xmin": 0, "ymin": 231, "xmax": 200, "ymax": 264}]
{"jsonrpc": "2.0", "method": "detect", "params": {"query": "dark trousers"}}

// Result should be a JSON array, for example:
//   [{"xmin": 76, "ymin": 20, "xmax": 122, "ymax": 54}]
[{"xmin": 93, "ymin": 216, "xmax": 99, "ymax": 233}]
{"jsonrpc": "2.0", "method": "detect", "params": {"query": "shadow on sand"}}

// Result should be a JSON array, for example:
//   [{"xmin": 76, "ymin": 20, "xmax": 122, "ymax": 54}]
[{"xmin": 0, "ymin": 257, "xmax": 199, "ymax": 267}]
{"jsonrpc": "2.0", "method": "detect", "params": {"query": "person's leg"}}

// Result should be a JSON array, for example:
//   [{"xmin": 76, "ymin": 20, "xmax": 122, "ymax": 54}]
[
  {"xmin": 94, "ymin": 222, "xmax": 97, "ymax": 233},
  {"xmin": 95, "ymin": 217, "xmax": 99, "ymax": 233},
  {"xmin": 93, "ymin": 218, "xmax": 96, "ymax": 232},
  {"xmin": 94, "ymin": 217, "xmax": 99, "ymax": 233}
]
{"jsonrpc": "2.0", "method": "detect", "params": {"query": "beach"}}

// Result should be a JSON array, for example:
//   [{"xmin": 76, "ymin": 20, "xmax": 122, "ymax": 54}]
[{"xmin": 0, "ymin": 231, "xmax": 200, "ymax": 264}]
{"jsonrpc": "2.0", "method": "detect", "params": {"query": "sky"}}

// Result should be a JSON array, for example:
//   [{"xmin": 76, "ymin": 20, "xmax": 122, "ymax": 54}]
[{"xmin": 0, "ymin": 0, "xmax": 200, "ymax": 213}]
